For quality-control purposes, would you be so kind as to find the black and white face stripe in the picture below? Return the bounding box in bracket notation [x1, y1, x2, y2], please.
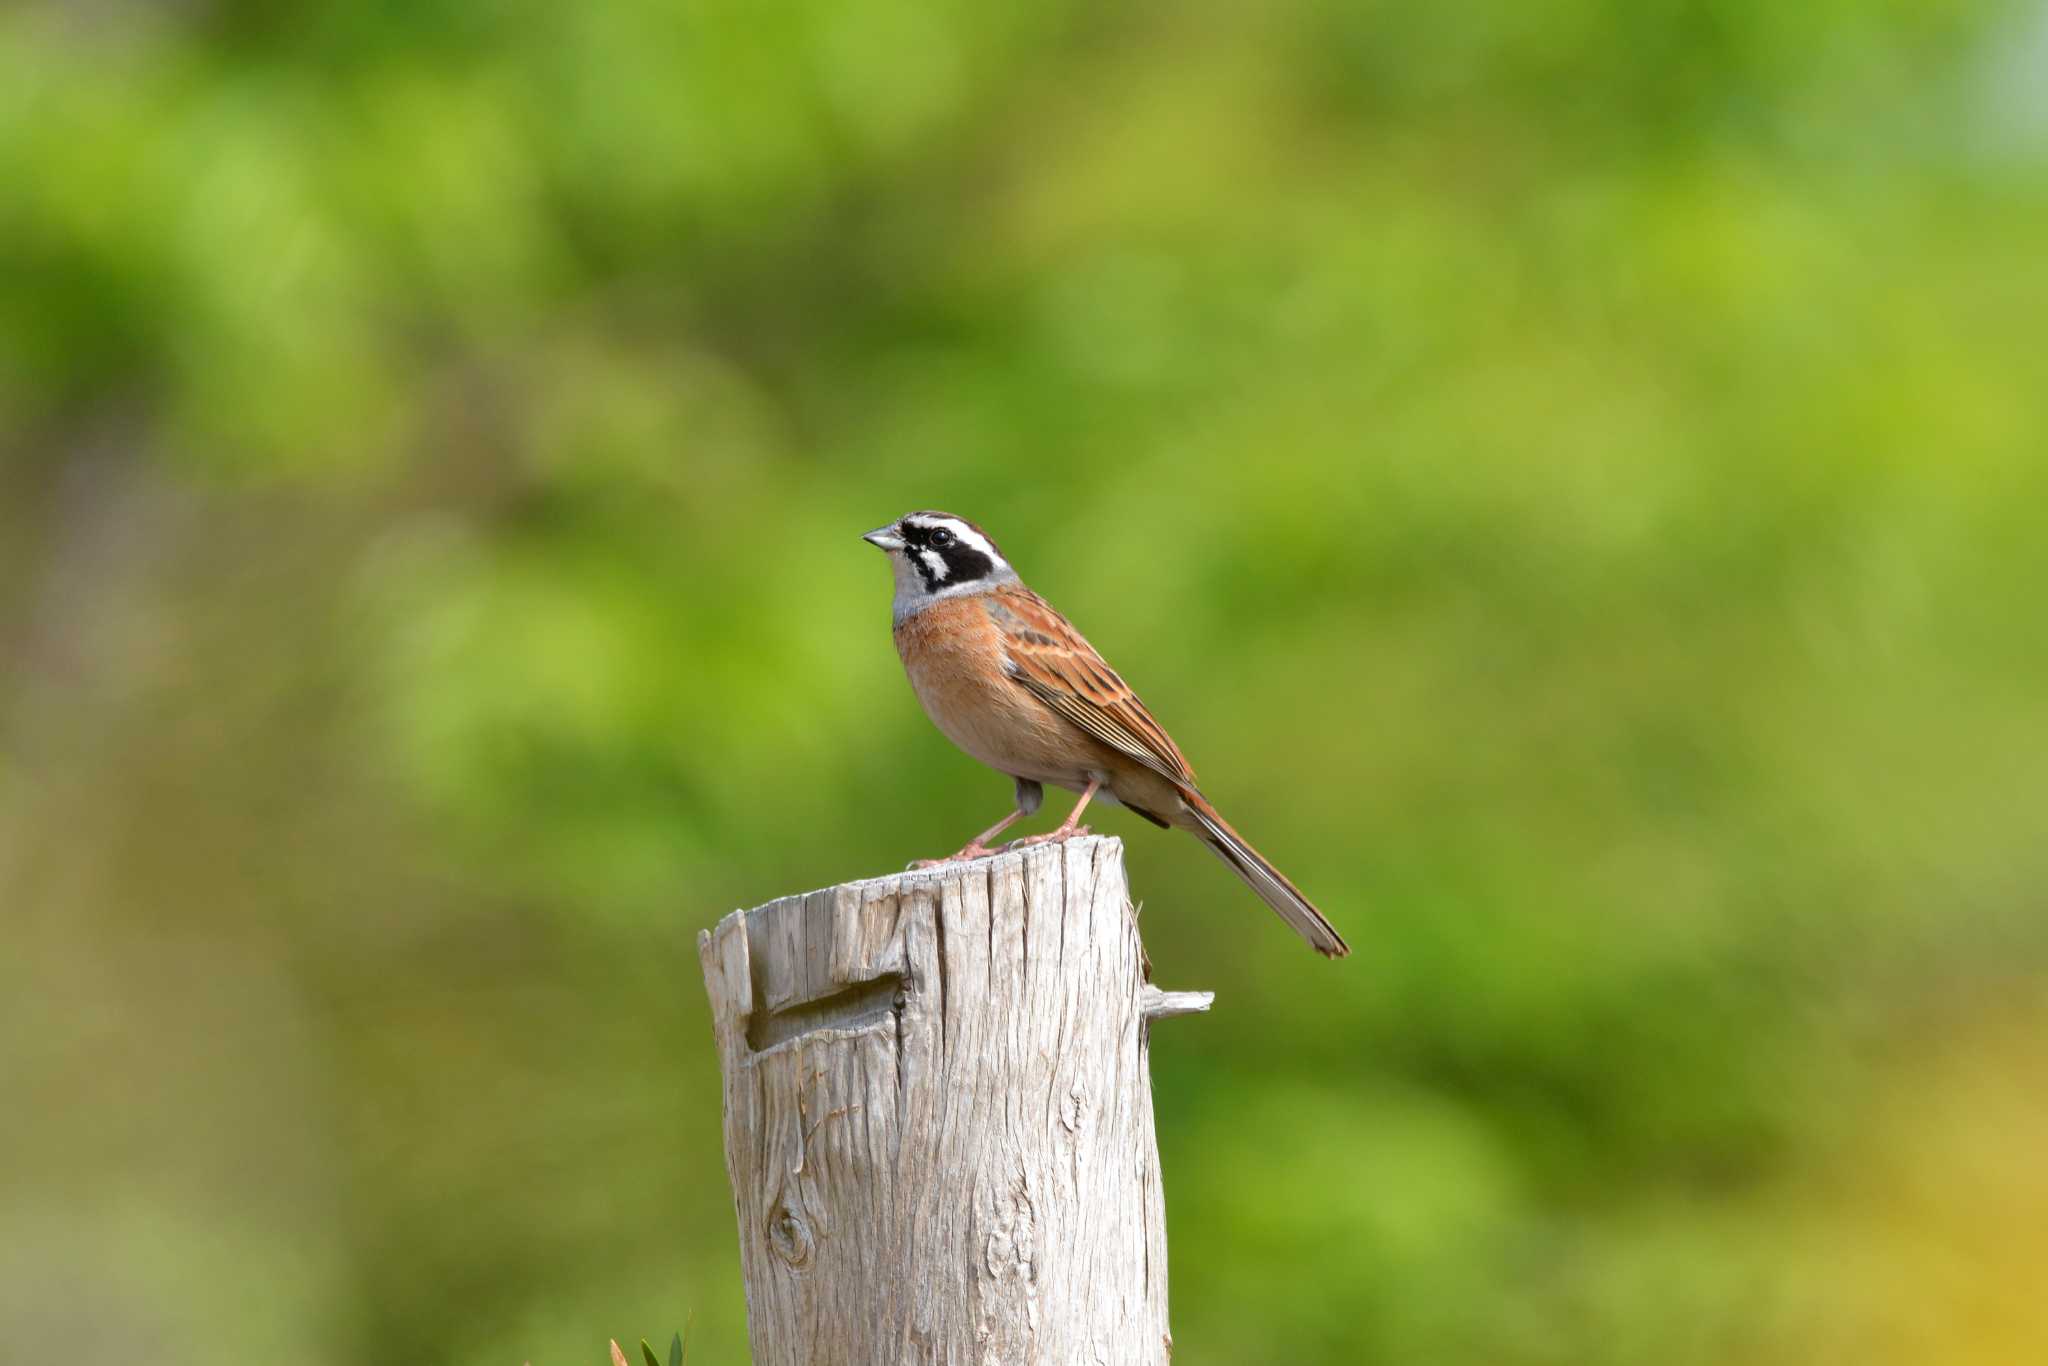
[864, 510, 1018, 620]
[897, 513, 1007, 592]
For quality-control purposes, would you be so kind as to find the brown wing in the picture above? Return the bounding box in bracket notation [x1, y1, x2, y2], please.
[983, 583, 1196, 786]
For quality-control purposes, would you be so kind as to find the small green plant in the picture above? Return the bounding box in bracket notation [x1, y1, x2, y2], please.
[603, 1321, 690, 1366]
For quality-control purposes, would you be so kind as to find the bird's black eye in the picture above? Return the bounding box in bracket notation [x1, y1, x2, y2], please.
[929, 527, 955, 548]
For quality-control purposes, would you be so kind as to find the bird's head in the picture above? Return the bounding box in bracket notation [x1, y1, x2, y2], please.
[864, 511, 1016, 618]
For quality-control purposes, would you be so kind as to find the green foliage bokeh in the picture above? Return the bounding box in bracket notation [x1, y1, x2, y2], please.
[4, 1, 2047, 1363]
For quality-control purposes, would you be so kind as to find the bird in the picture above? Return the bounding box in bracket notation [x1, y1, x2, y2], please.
[863, 510, 1349, 959]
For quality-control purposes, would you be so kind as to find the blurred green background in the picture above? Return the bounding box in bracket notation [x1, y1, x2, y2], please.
[4, 0, 2047, 1362]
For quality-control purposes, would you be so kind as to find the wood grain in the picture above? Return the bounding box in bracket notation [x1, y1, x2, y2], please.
[698, 835, 1206, 1365]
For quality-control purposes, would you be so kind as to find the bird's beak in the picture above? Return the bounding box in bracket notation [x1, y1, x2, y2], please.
[863, 524, 905, 551]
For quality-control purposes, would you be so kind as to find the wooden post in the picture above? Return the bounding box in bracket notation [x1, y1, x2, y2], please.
[698, 835, 1211, 1366]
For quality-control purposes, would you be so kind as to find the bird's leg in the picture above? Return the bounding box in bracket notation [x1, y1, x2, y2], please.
[910, 778, 1043, 867]
[907, 809, 1024, 868]
[1005, 778, 1101, 848]
[966, 807, 1030, 853]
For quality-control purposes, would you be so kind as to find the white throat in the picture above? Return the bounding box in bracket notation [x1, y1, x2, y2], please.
[889, 553, 1017, 624]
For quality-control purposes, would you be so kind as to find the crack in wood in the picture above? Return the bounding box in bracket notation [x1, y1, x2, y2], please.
[745, 972, 906, 1052]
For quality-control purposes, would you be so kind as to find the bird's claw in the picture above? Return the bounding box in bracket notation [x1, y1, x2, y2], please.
[908, 843, 995, 870]
[1004, 825, 1092, 850]
[911, 825, 1091, 869]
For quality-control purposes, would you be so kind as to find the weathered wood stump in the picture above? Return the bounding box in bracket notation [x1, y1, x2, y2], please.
[698, 835, 1210, 1366]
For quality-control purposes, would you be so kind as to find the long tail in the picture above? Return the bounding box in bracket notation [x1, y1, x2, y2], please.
[1182, 791, 1349, 959]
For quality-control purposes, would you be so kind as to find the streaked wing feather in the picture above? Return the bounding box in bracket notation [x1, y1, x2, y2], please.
[985, 586, 1195, 785]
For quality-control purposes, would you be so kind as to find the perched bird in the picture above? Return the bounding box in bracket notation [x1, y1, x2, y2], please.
[864, 510, 1349, 959]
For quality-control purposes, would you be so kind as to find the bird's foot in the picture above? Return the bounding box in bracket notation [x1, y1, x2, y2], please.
[907, 842, 997, 870]
[1004, 824, 1092, 850]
